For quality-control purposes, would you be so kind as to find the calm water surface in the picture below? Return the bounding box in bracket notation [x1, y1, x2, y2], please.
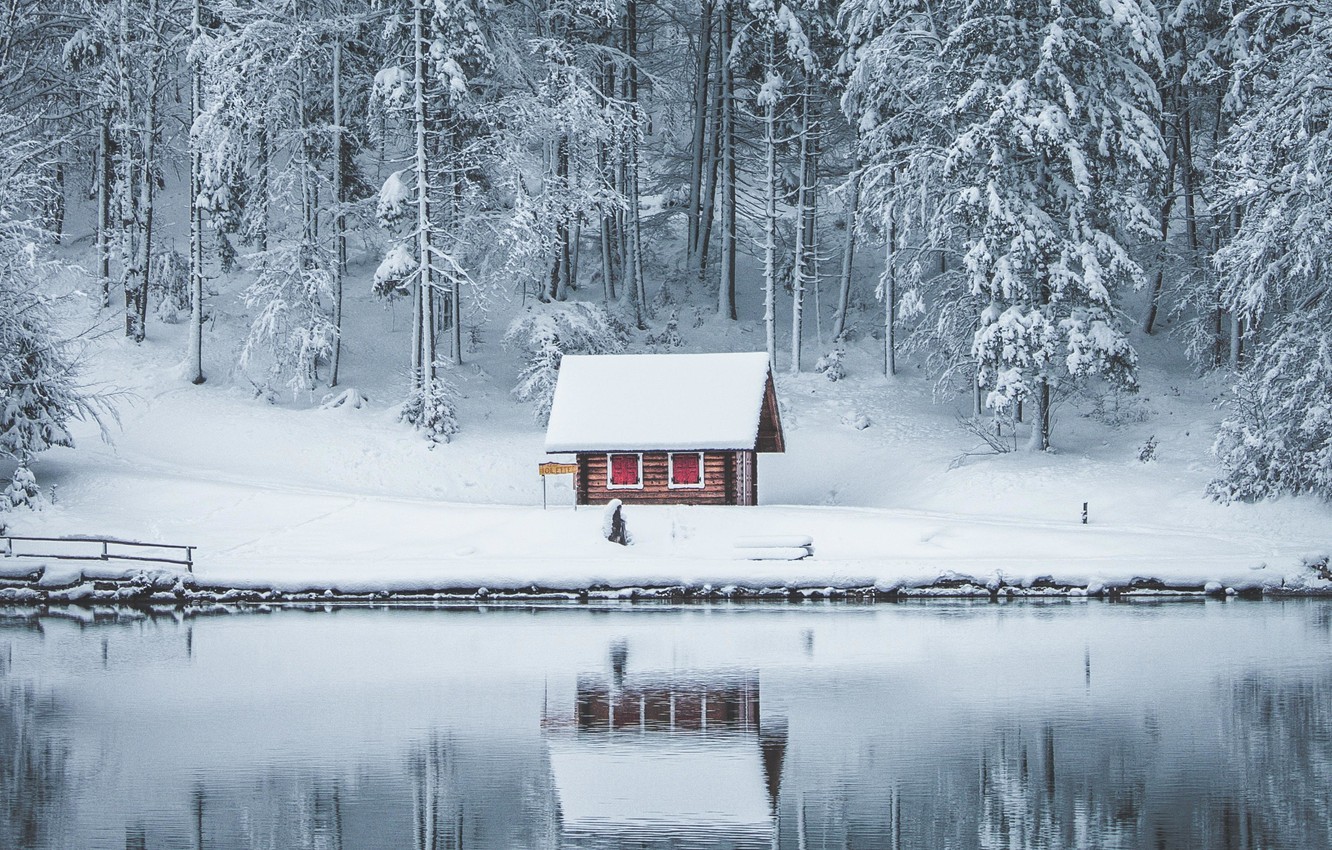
[2, 600, 1331, 849]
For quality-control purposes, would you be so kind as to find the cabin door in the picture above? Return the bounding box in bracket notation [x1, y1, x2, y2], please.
[736, 451, 755, 506]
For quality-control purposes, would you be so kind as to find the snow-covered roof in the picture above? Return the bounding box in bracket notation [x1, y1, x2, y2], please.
[544, 353, 778, 453]
[548, 737, 772, 830]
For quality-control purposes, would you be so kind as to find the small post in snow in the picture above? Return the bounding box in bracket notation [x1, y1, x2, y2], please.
[1082, 502, 1088, 525]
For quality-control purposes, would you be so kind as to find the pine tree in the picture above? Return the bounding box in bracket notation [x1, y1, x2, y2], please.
[942, 0, 1165, 449]
[0, 120, 96, 478]
[1209, 1, 1332, 500]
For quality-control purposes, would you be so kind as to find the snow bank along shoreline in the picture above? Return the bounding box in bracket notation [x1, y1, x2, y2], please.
[2, 556, 1329, 608]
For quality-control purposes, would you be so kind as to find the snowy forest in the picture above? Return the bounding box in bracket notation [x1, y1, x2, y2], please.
[2, 0, 1331, 506]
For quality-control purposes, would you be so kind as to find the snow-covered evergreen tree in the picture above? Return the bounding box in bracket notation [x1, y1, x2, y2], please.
[1208, 1, 1332, 500]
[374, 0, 494, 436]
[3, 466, 42, 511]
[0, 120, 95, 482]
[1211, 314, 1332, 502]
[942, 0, 1165, 449]
[502, 302, 628, 423]
[239, 244, 339, 397]
[841, 0, 951, 378]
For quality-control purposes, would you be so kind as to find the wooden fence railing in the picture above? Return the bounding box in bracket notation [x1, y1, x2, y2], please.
[1, 536, 195, 573]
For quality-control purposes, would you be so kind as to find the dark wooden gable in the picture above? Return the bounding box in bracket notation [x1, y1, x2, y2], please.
[755, 374, 785, 453]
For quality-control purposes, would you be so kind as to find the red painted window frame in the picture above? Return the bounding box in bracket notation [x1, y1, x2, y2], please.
[607, 453, 643, 489]
[668, 452, 705, 489]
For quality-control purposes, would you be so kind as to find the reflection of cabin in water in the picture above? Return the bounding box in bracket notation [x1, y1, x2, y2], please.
[544, 671, 788, 849]
[572, 674, 761, 732]
[544, 353, 785, 506]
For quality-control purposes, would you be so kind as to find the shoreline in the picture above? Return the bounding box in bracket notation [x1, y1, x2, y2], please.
[2, 558, 1330, 607]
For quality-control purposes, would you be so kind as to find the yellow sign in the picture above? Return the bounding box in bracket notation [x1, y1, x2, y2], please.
[539, 462, 578, 476]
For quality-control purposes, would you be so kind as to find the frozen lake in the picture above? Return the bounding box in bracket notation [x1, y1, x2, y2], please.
[2, 600, 1331, 849]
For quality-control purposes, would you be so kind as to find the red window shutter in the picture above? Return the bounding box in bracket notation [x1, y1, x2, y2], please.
[610, 454, 640, 486]
[671, 453, 700, 485]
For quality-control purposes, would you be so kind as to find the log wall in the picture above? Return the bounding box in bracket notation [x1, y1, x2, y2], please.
[576, 451, 742, 505]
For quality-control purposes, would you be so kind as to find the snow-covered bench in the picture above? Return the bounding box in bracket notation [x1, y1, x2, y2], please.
[733, 535, 814, 560]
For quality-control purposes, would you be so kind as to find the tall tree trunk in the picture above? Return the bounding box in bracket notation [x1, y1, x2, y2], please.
[116, 0, 139, 338]
[125, 0, 161, 344]
[881, 179, 898, 377]
[598, 59, 617, 302]
[48, 153, 65, 244]
[1143, 123, 1178, 335]
[693, 24, 722, 292]
[761, 39, 778, 370]
[832, 150, 860, 341]
[330, 37, 345, 386]
[96, 106, 112, 307]
[554, 136, 571, 301]
[788, 80, 814, 375]
[717, 0, 736, 319]
[187, 0, 205, 384]
[685, 0, 713, 263]
[1144, 53, 1183, 336]
[254, 119, 270, 252]
[620, 0, 645, 327]
[413, 0, 436, 390]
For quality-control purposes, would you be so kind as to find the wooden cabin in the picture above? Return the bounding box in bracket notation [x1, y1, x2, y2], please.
[544, 352, 785, 506]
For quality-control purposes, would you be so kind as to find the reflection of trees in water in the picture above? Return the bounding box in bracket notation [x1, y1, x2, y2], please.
[846, 672, 1332, 850]
[973, 723, 1141, 850]
[0, 680, 69, 849]
[409, 733, 557, 850]
[1223, 669, 1332, 849]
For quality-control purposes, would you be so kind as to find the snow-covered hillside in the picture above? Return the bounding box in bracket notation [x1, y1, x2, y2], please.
[3, 250, 1329, 597]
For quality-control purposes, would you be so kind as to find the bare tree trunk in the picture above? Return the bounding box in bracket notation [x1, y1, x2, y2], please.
[187, 0, 205, 384]
[598, 59, 617, 302]
[96, 106, 112, 307]
[685, 0, 713, 263]
[882, 181, 898, 377]
[693, 26, 722, 292]
[413, 0, 436, 390]
[330, 36, 346, 386]
[1143, 129, 1177, 335]
[761, 38, 778, 370]
[1143, 62, 1182, 336]
[832, 150, 860, 341]
[717, 0, 736, 319]
[49, 153, 65, 244]
[788, 80, 814, 375]
[554, 136, 571, 301]
[620, 0, 645, 327]
[254, 119, 270, 252]
[125, 0, 161, 344]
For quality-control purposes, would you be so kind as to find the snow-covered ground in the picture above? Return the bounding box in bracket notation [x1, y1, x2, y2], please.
[2, 242, 1330, 598]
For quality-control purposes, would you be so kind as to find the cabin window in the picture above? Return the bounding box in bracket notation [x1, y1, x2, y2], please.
[668, 452, 705, 488]
[607, 453, 643, 489]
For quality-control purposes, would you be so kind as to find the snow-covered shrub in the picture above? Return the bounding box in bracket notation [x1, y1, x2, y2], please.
[503, 302, 628, 423]
[603, 499, 630, 545]
[240, 245, 338, 397]
[815, 348, 845, 382]
[646, 310, 683, 350]
[400, 372, 460, 445]
[151, 247, 190, 323]
[1085, 386, 1151, 425]
[320, 388, 369, 412]
[1137, 435, 1158, 463]
[4, 465, 41, 510]
[0, 300, 80, 464]
[1209, 315, 1332, 502]
[841, 411, 872, 430]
